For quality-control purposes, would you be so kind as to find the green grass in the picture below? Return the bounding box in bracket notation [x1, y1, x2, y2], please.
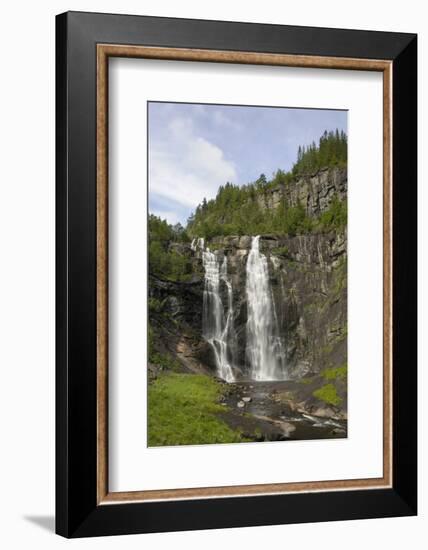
[322, 365, 347, 381]
[313, 383, 342, 407]
[148, 373, 248, 446]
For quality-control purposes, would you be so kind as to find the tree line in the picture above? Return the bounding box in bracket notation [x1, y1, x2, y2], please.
[149, 129, 347, 280]
[293, 129, 347, 176]
[187, 129, 347, 239]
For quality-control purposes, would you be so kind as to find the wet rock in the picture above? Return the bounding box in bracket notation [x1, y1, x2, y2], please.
[238, 236, 252, 249]
[312, 406, 338, 419]
[279, 421, 296, 438]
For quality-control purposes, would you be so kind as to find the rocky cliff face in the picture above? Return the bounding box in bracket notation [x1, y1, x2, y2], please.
[149, 167, 347, 382]
[255, 166, 347, 216]
[205, 231, 347, 379]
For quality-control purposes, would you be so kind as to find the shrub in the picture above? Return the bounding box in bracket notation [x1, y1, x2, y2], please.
[323, 364, 347, 381]
[271, 246, 290, 257]
[149, 351, 182, 372]
[148, 297, 163, 313]
[148, 215, 192, 281]
[313, 383, 342, 406]
[318, 195, 347, 231]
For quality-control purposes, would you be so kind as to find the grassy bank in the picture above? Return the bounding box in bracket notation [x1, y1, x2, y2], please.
[148, 372, 248, 446]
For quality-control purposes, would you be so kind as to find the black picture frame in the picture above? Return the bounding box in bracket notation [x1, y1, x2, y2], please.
[56, 11, 417, 538]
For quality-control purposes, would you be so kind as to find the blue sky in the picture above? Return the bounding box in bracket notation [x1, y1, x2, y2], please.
[148, 102, 347, 225]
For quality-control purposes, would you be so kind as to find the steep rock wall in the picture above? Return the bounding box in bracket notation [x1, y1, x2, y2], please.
[255, 166, 347, 216]
[149, 167, 347, 380]
[208, 232, 347, 378]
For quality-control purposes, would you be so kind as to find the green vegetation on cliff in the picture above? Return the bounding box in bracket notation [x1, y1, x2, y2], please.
[292, 129, 347, 176]
[308, 365, 347, 409]
[148, 373, 249, 446]
[149, 351, 182, 373]
[313, 383, 342, 407]
[188, 189, 316, 238]
[318, 195, 347, 231]
[187, 188, 346, 239]
[322, 364, 347, 381]
[148, 130, 347, 267]
[186, 129, 347, 239]
[148, 214, 192, 281]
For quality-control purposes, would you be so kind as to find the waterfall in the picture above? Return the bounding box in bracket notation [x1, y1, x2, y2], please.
[199, 242, 236, 382]
[245, 236, 287, 381]
[194, 236, 287, 382]
[191, 237, 205, 252]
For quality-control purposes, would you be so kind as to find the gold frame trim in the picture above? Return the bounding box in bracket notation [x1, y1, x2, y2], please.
[96, 44, 393, 504]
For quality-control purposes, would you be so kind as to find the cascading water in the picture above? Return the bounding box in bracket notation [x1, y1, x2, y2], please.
[196, 240, 236, 382]
[194, 235, 287, 382]
[245, 236, 287, 381]
[191, 237, 205, 252]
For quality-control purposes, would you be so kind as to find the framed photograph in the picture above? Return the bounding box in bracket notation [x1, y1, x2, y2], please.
[56, 11, 417, 537]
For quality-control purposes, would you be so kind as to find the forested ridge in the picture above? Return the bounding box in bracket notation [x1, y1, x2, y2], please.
[149, 129, 347, 282]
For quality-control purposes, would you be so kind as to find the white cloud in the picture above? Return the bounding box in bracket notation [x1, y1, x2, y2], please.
[212, 109, 241, 131]
[150, 209, 182, 225]
[149, 116, 237, 211]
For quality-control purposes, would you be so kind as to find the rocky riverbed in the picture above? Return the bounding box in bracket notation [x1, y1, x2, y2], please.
[218, 380, 347, 442]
